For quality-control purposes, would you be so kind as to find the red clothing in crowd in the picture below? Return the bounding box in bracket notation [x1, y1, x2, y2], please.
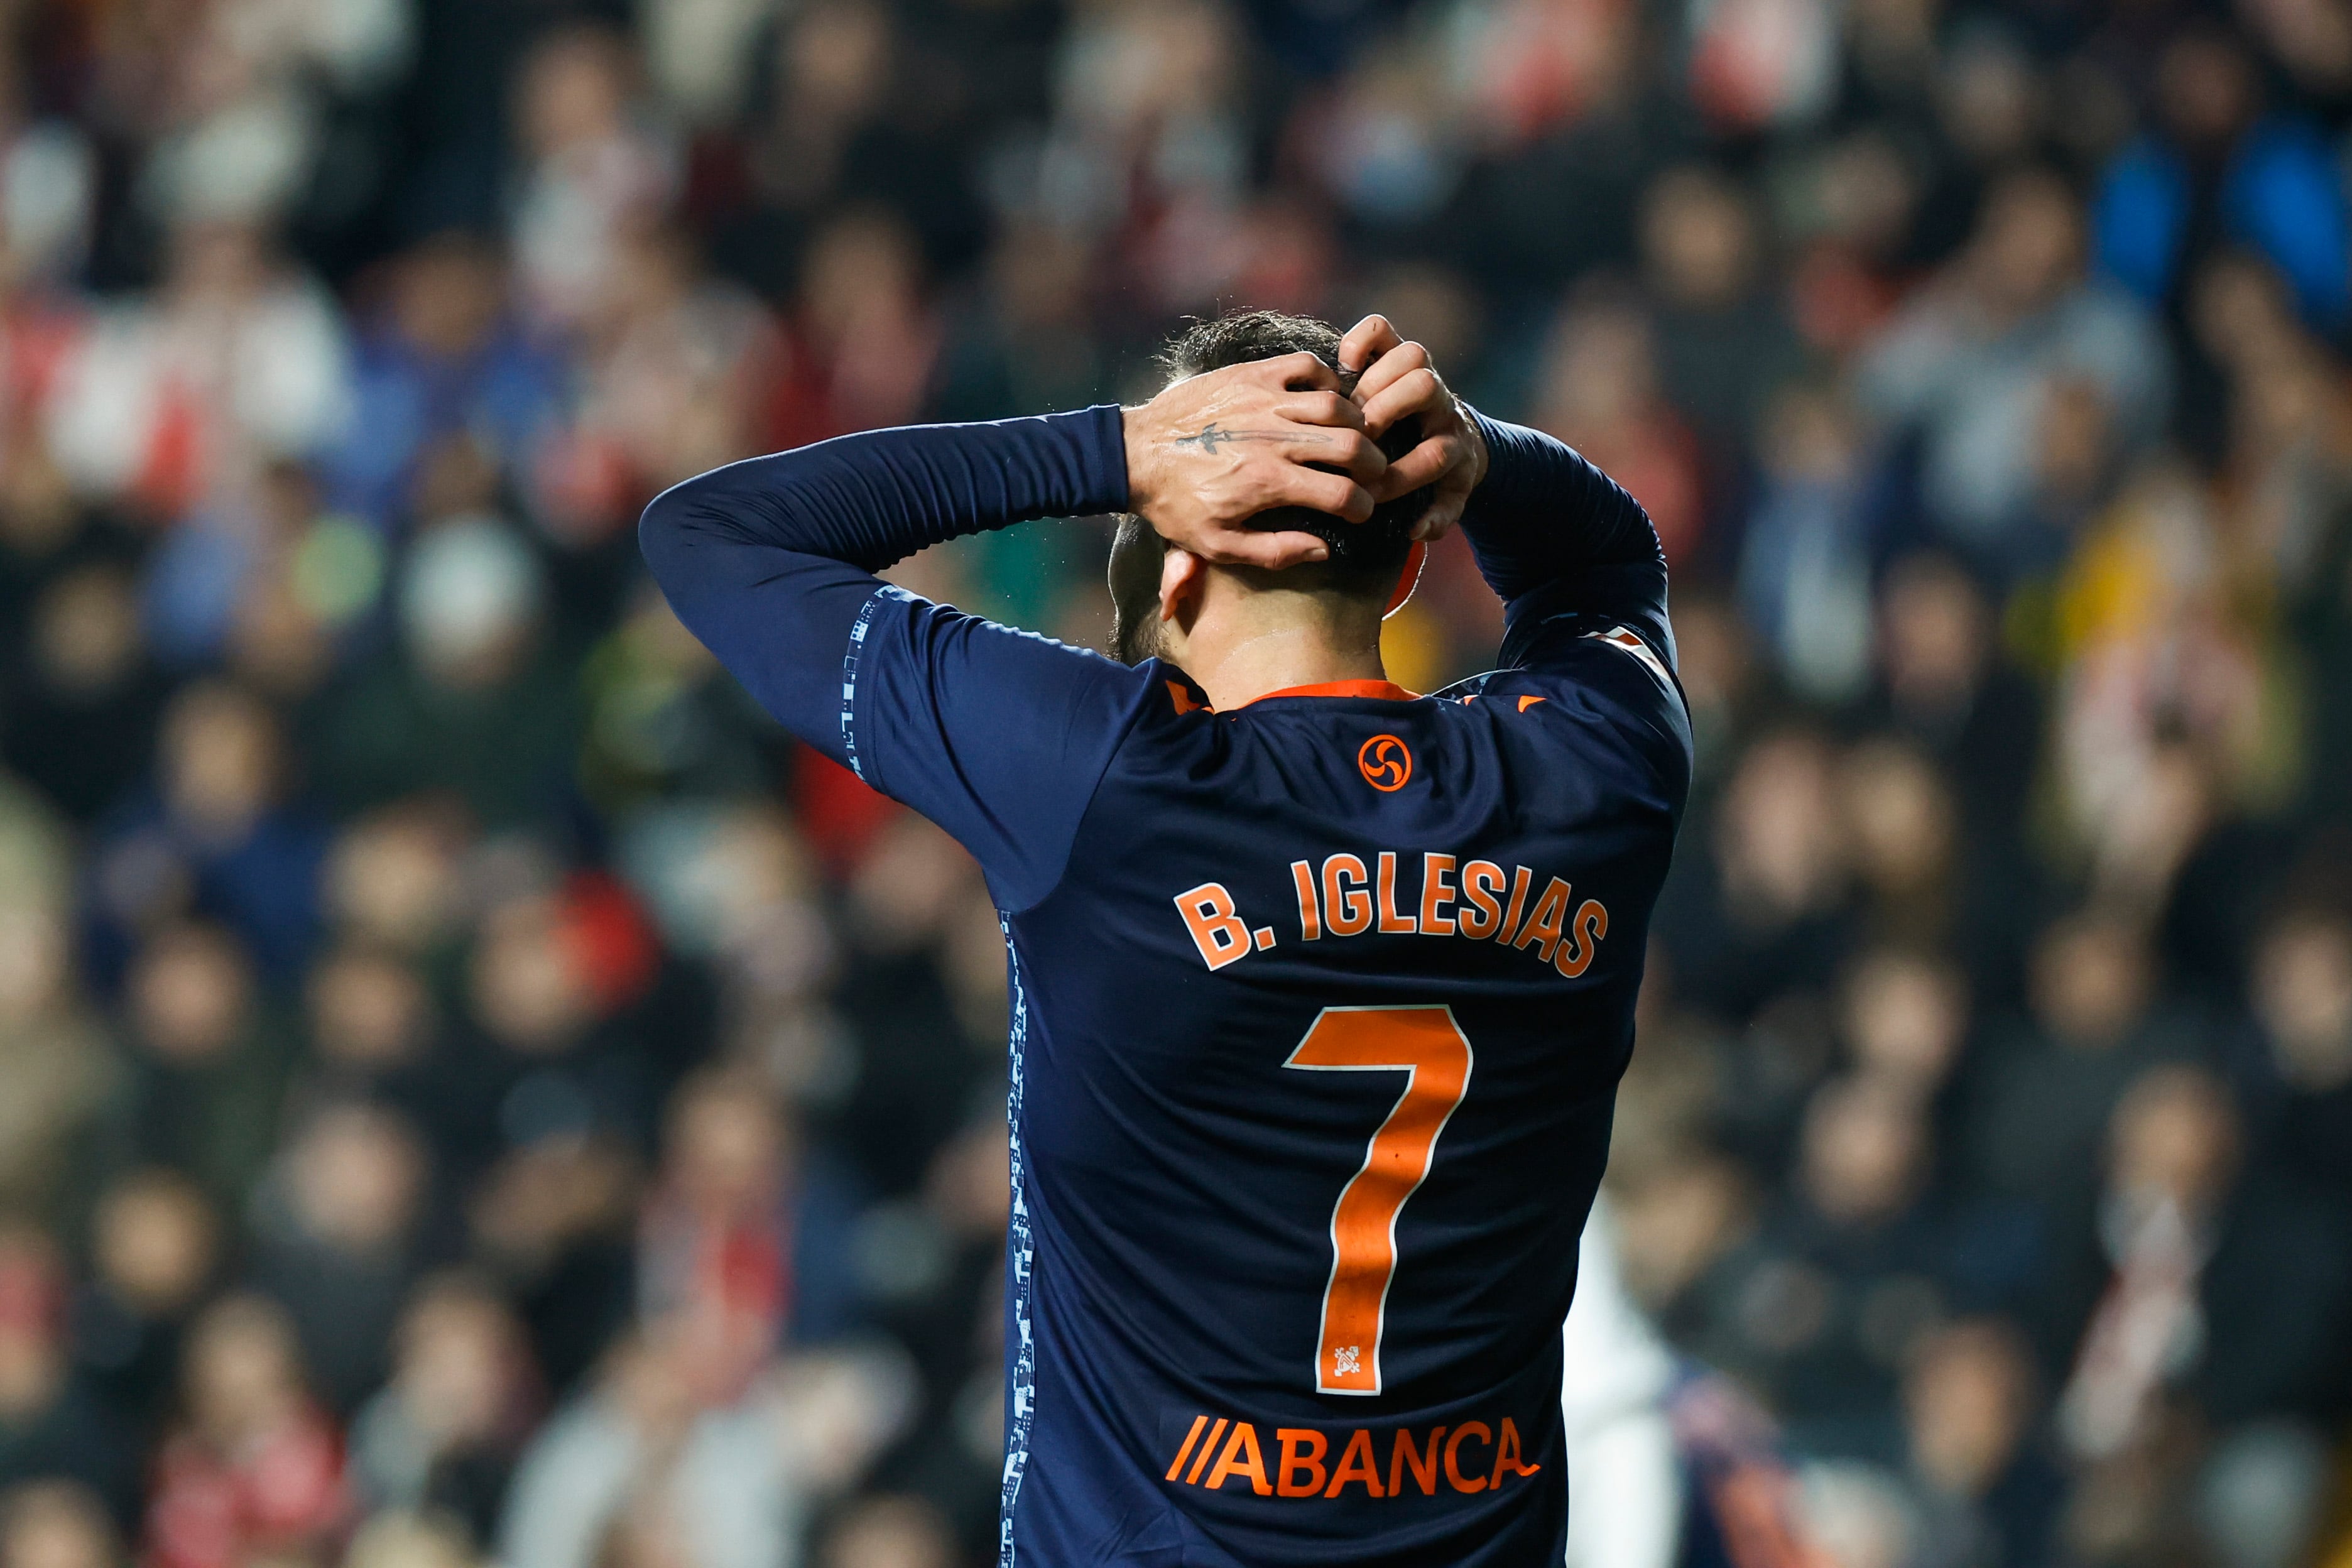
[144, 1410, 348, 1568]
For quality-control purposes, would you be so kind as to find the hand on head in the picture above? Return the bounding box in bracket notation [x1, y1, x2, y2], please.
[1122, 351, 1382, 569]
[1337, 315, 1488, 545]
[1121, 319, 1486, 570]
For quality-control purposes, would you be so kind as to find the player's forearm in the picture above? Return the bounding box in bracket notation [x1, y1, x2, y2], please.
[1456, 411, 1663, 605]
[639, 406, 1128, 764]
[639, 405, 1130, 575]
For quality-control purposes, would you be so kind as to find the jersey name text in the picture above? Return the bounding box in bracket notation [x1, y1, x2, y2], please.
[1172, 852, 1609, 981]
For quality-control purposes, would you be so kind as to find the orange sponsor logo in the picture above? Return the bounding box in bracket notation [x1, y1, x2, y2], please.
[1163, 1413, 1542, 1500]
[1358, 734, 1412, 792]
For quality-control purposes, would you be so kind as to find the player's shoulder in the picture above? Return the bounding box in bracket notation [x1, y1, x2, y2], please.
[860, 586, 1168, 719]
[1437, 623, 1692, 800]
[847, 583, 1169, 796]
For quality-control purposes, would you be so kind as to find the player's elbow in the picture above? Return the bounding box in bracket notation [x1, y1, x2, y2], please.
[636, 477, 705, 588]
[1604, 479, 1663, 565]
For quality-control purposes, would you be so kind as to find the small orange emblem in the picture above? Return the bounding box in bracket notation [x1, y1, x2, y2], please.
[1358, 734, 1412, 792]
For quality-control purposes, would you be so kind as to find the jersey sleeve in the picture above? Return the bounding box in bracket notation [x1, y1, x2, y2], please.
[1457, 411, 1690, 778]
[842, 589, 1153, 908]
[640, 408, 1151, 910]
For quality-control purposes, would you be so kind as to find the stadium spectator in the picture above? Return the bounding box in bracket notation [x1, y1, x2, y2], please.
[143, 1295, 346, 1568]
[1, 558, 170, 827]
[1711, 1076, 1947, 1459]
[1663, 728, 1854, 1024]
[313, 515, 578, 829]
[0, 1231, 134, 1528]
[317, 803, 469, 959]
[2046, 1066, 2351, 1444]
[325, 234, 562, 535]
[1640, 165, 1810, 473]
[1854, 555, 2043, 873]
[245, 1102, 433, 1414]
[1858, 167, 2170, 575]
[85, 680, 327, 984]
[0, 895, 116, 1224]
[1897, 1319, 2063, 1568]
[70, 1170, 219, 1448]
[48, 219, 352, 520]
[497, 1329, 806, 1568]
[346, 1274, 539, 1547]
[1532, 286, 1707, 567]
[2094, 27, 2351, 332]
[293, 944, 440, 1135]
[2235, 906, 2352, 1192]
[466, 1128, 641, 1403]
[1737, 384, 1874, 701]
[636, 1067, 862, 1390]
[102, 924, 292, 1215]
[1962, 913, 2197, 1204]
[816, 1495, 954, 1568]
[0, 1481, 124, 1568]
[339, 1511, 479, 1568]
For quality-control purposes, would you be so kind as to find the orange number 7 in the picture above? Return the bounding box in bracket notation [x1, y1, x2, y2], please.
[1282, 1005, 1474, 1395]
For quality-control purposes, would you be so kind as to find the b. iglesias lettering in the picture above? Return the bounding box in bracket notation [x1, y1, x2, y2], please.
[1172, 851, 1609, 981]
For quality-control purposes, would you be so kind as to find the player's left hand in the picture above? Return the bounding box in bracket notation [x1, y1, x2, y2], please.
[1123, 352, 1388, 570]
[1337, 316, 1488, 545]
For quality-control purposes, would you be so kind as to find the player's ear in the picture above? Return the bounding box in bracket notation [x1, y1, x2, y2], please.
[1158, 547, 1204, 626]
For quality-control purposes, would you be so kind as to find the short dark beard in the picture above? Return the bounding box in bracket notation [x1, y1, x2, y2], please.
[1111, 601, 1159, 667]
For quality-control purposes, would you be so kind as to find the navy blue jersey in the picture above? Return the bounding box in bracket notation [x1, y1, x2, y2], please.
[641, 405, 1690, 1567]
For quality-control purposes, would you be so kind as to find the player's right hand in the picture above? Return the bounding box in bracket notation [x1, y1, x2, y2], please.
[1123, 352, 1388, 570]
[1337, 315, 1488, 546]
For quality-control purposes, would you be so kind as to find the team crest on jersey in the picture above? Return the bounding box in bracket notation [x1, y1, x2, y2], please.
[1357, 734, 1412, 792]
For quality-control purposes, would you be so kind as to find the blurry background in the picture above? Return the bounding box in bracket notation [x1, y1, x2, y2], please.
[0, 0, 2344, 1566]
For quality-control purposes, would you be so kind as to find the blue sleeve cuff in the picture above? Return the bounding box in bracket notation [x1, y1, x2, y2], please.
[1059, 403, 1131, 516]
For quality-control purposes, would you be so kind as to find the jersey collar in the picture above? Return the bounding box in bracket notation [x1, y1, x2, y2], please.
[1230, 679, 1422, 709]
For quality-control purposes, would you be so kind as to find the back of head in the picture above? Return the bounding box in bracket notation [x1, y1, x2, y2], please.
[1153, 310, 1433, 598]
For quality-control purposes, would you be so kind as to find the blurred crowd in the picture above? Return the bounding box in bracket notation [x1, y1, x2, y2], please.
[0, 0, 2346, 1566]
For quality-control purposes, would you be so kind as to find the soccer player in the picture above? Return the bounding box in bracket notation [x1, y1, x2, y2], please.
[640, 310, 1690, 1565]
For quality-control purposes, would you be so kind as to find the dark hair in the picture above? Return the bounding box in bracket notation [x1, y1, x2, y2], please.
[1157, 310, 1433, 593]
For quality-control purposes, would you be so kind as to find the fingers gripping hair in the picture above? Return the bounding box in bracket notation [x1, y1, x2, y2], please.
[1158, 310, 1434, 592]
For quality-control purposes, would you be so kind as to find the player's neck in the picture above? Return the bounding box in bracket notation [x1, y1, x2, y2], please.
[1174, 619, 1387, 710]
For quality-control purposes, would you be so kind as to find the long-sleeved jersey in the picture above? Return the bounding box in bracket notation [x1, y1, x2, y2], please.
[640, 402, 1691, 1567]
